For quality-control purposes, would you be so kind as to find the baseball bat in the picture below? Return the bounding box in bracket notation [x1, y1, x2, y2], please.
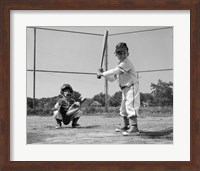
[97, 30, 108, 79]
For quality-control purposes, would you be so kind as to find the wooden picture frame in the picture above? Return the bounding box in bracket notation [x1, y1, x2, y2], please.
[0, 0, 199, 170]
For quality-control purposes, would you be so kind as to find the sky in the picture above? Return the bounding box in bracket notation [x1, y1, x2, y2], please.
[27, 26, 173, 99]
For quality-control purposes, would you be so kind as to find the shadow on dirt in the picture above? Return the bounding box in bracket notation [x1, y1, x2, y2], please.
[44, 125, 101, 130]
[81, 125, 101, 129]
[139, 127, 173, 139]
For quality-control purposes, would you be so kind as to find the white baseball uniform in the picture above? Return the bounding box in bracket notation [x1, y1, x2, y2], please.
[102, 58, 140, 118]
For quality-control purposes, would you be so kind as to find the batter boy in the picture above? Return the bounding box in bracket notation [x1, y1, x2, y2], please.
[97, 42, 140, 136]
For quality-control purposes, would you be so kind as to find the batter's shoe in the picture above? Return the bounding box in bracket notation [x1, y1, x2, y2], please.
[122, 125, 140, 136]
[115, 125, 129, 132]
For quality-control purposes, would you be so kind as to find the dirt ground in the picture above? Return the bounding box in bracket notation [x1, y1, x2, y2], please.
[27, 114, 173, 144]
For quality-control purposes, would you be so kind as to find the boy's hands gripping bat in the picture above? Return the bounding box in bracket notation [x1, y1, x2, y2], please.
[97, 30, 108, 79]
[97, 68, 104, 79]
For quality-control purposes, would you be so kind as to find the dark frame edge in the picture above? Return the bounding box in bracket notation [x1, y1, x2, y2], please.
[1, 1, 10, 171]
[190, 2, 200, 171]
[0, 1, 3, 170]
[0, 0, 200, 171]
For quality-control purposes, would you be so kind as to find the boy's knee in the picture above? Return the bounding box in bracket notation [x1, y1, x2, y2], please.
[75, 110, 83, 118]
[53, 110, 62, 120]
[53, 111, 58, 118]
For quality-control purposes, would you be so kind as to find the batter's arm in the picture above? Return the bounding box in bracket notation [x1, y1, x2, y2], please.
[100, 67, 121, 82]
[104, 75, 117, 82]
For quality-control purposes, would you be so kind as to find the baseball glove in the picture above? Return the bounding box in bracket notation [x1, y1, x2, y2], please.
[59, 100, 69, 114]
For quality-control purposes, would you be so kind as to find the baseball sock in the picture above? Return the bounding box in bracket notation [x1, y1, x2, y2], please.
[123, 117, 129, 126]
[129, 116, 138, 127]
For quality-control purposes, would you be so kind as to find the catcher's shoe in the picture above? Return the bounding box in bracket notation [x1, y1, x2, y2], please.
[115, 125, 129, 132]
[55, 124, 62, 129]
[122, 125, 140, 136]
[55, 119, 62, 129]
[72, 123, 80, 128]
[72, 117, 80, 128]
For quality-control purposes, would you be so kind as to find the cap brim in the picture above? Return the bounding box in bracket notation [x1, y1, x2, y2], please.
[115, 48, 127, 53]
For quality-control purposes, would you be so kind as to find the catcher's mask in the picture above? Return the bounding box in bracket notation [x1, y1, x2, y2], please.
[60, 84, 73, 96]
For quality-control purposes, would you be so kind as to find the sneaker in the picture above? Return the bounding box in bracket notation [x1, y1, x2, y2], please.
[115, 125, 129, 132]
[122, 125, 140, 136]
[72, 123, 80, 128]
[72, 117, 80, 128]
[55, 125, 62, 129]
[55, 119, 62, 129]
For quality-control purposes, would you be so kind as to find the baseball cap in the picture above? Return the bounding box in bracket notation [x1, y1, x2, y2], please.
[115, 42, 129, 53]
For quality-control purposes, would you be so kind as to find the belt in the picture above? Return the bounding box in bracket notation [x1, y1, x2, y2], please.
[120, 84, 134, 90]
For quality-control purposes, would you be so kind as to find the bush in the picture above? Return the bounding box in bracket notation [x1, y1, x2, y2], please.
[82, 106, 120, 118]
[84, 106, 104, 114]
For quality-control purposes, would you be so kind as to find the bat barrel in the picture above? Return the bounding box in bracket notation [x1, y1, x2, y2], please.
[100, 30, 108, 68]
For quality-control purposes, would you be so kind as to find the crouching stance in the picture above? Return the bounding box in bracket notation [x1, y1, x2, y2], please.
[53, 84, 83, 129]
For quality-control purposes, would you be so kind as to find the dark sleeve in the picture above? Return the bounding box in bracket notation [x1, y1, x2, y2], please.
[59, 99, 68, 114]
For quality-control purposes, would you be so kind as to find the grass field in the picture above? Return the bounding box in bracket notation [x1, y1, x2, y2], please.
[27, 112, 173, 144]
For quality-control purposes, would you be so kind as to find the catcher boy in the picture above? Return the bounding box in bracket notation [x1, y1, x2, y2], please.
[97, 42, 140, 136]
[53, 84, 83, 129]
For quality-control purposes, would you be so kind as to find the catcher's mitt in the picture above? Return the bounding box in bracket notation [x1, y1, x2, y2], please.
[59, 100, 69, 114]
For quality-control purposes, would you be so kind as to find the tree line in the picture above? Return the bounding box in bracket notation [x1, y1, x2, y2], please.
[27, 80, 173, 115]
[94, 79, 173, 107]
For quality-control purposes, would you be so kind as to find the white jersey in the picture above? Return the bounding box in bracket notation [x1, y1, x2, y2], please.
[101, 57, 140, 117]
[117, 58, 138, 87]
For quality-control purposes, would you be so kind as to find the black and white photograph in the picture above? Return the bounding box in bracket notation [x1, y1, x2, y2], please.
[1, 0, 199, 169]
[27, 26, 173, 144]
